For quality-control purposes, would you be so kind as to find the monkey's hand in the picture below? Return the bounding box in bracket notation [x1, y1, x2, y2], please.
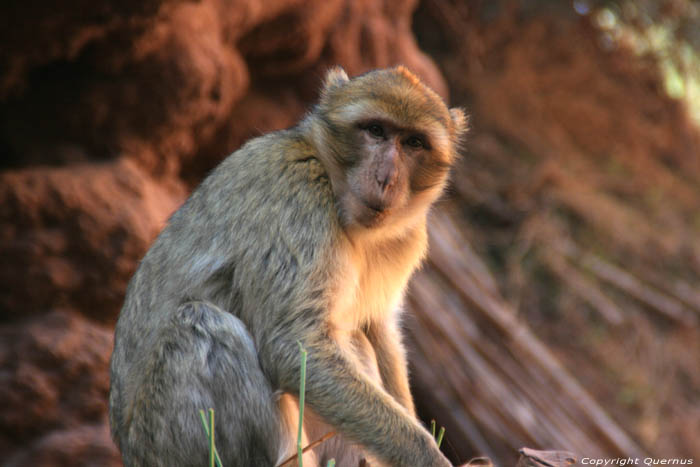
[267, 337, 452, 467]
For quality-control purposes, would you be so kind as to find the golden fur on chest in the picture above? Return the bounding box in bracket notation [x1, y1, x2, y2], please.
[329, 225, 427, 332]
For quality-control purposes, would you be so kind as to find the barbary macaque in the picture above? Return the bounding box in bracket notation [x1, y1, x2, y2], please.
[109, 66, 467, 466]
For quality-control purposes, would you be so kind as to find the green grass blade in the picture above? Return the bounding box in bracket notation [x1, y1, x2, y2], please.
[199, 409, 208, 432]
[209, 408, 215, 467]
[199, 409, 224, 467]
[297, 342, 308, 467]
[436, 426, 445, 449]
[431, 419, 436, 438]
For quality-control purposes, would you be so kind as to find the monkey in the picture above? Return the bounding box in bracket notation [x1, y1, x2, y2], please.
[109, 65, 467, 467]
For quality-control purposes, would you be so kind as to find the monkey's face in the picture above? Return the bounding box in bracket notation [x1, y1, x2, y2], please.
[314, 66, 468, 233]
[339, 119, 447, 229]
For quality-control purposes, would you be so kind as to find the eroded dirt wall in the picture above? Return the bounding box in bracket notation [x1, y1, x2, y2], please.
[0, 1, 446, 463]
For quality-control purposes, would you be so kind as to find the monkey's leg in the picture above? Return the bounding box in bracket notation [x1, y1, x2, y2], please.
[122, 301, 286, 467]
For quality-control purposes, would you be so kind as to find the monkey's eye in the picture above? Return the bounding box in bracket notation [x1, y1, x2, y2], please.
[405, 135, 425, 149]
[366, 124, 385, 138]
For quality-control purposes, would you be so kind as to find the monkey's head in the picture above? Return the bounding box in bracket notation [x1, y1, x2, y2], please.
[309, 66, 468, 235]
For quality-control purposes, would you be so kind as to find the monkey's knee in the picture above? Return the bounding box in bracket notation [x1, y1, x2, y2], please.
[122, 301, 283, 466]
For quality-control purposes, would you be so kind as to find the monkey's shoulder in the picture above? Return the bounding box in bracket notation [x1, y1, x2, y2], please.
[210, 130, 331, 199]
[186, 128, 339, 251]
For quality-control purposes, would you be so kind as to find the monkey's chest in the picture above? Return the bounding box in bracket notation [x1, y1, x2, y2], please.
[329, 253, 415, 331]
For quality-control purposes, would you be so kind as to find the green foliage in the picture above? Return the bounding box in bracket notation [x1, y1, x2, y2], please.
[582, 0, 700, 123]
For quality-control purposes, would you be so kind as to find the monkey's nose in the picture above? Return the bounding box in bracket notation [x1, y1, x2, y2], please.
[376, 167, 397, 192]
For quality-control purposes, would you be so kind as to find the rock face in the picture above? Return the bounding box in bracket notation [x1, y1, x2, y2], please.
[0, 0, 445, 464]
[0, 160, 186, 323]
[0, 311, 115, 462]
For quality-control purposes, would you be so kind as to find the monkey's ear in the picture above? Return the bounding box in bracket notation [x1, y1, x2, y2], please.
[449, 107, 469, 136]
[323, 66, 350, 93]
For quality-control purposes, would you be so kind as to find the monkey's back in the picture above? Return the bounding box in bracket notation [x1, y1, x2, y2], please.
[109, 128, 339, 443]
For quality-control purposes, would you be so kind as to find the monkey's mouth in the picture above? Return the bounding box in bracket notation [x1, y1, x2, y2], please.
[359, 200, 390, 227]
[364, 200, 387, 213]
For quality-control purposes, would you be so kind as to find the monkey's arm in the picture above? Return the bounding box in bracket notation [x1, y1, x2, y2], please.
[365, 319, 416, 416]
[263, 333, 450, 467]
